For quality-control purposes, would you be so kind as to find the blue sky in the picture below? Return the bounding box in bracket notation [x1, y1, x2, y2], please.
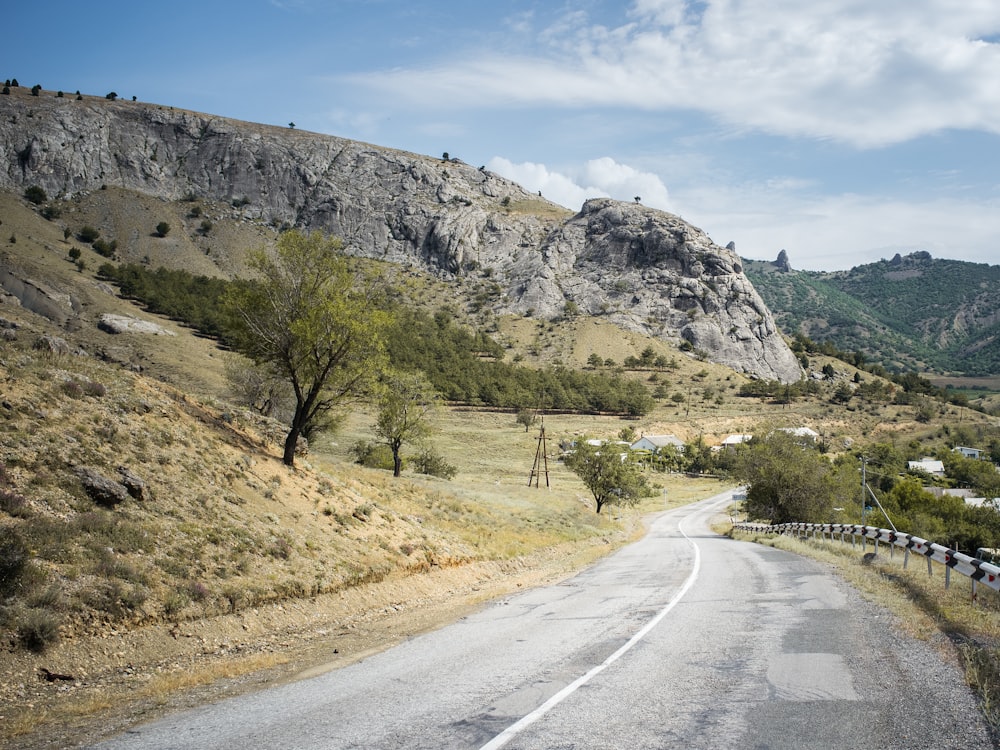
[5, 0, 1000, 271]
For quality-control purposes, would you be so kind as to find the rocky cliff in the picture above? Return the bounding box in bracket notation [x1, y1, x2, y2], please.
[0, 87, 801, 381]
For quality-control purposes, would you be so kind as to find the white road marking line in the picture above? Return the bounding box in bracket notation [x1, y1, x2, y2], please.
[479, 513, 703, 750]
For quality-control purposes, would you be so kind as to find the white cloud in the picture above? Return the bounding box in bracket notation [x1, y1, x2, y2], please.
[487, 156, 671, 213]
[350, 0, 1000, 146]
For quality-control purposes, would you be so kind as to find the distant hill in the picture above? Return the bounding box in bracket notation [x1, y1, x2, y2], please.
[744, 251, 1000, 376]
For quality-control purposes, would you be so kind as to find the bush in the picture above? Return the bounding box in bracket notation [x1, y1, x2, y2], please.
[412, 448, 457, 480]
[92, 238, 117, 257]
[78, 226, 100, 243]
[0, 533, 29, 596]
[23, 185, 47, 205]
[0, 487, 32, 517]
[155, 221, 170, 238]
[18, 609, 61, 652]
[351, 441, 397, 471]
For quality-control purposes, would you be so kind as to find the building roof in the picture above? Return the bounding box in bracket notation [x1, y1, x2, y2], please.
[721, 434, 753, 446]
[630, 434, 684, 450]
[908, 459, 945, 475]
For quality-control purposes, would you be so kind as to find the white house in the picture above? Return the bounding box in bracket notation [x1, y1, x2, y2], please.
[778, 427, 819, 441]
[721, 434, 753, 449]
[630, 434, 685, 453]
[954, 446, 984, 460]
[908, 459, 945, 477]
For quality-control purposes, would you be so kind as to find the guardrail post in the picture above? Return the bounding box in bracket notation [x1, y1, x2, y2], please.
[927, 556, 933, 577]
[945, 565, 951, 590]
[903, 547, 910, 569]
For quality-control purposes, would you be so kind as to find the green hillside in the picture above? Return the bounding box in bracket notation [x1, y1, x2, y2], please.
[745, 252, 1000, 376]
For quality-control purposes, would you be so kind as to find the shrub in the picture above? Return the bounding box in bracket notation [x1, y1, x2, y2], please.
[92, 238, 117, 257]
[18, 609, 61, 652]
[185, 580, 210, 602]
[155, 221, 170, 237]
[0, 533, 29, 596]
[351, 441, 396, 471]
[61, 380, 84, 399]
[23, 185, 47, 204]
[0, 487, 31, 517]
[412, 448, 457, 480]
[78, 225, 100, 243]
[163, 590, 189, 618]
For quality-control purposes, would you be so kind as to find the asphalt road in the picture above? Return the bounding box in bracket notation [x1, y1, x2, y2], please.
[90, 490, 993, 749]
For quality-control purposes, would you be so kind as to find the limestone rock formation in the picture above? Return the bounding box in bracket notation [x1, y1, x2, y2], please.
[0, 89, 801, 381]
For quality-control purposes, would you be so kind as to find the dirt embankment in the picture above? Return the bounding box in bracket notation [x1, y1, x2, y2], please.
[2, 538, 616, 750]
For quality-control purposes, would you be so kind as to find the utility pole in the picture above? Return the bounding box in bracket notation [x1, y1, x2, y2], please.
[860, 455, 868, 526]
[528, 419, 550, 488]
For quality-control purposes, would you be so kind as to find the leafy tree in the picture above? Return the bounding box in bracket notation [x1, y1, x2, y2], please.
[224, 230, 390, 466]
[515, 408, 537, 432]
[564, 439, 651, 514]
[684, 435, 715, 474]
[372, 370, 439, 477]
[734, 430, 857, 523]
[155, 221, 170, 238]
[586, 352, 603, 369]
[942, 452, 1000, 499]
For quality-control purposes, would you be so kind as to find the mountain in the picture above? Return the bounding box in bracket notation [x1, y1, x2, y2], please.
[744, 251, 1000, 376]
[0, 85, 800, 383]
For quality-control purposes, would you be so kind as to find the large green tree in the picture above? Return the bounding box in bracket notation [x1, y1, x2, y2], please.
[734, 430, 857, 523]
[225, 230, 389, 466]
[373, 370, 439, 477]
[565, 439, 651, 514]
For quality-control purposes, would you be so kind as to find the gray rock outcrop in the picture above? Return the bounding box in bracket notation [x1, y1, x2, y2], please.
[0, 89, 801, 381]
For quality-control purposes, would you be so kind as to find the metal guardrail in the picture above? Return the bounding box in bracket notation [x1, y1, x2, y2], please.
[732, 521, 1000, 596]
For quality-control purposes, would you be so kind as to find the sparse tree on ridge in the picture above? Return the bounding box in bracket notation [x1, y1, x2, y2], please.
[224, 229, 390, 466]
